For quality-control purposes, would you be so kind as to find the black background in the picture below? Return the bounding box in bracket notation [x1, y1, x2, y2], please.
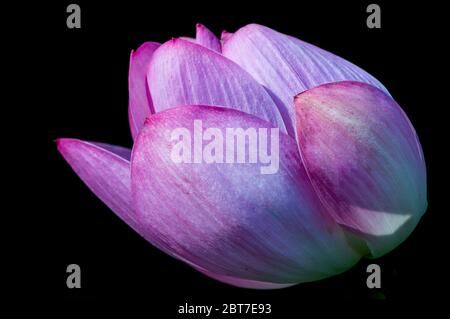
[14, 0, 446, 313]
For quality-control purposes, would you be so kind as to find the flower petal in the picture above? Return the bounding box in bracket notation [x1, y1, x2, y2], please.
[294, 81, 427, 257]
[222, 24, 388, 134]
[220, 30, 233, 46]
[128, 42, 160, 140]
[56, 138, 141, 231]
[131, 105, 361, 286]
[179, 36, 197, 43]
[196, 23, 221, 53]
[57, 138, 328, 289]
[147, 39, 290, 135]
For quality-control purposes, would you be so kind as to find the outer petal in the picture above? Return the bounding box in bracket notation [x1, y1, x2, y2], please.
[196, 23, 221, 53]
[294, 81, 427, 257]
[128, 42, 160, 140]
[147, 39, 290, 135]
[131, 105, 361, 286]
[222, 24, 388, 134]
[56, 139, 141, 231]
[57, 138, 288, 288]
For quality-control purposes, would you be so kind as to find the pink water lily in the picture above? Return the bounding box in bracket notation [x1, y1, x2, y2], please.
[57, 23, 427, 289]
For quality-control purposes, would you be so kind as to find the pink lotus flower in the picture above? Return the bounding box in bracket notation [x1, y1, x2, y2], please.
[57, 24, 427, 289]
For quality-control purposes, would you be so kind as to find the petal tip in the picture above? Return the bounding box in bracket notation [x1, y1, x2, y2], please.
[55, 137, 76, 153]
